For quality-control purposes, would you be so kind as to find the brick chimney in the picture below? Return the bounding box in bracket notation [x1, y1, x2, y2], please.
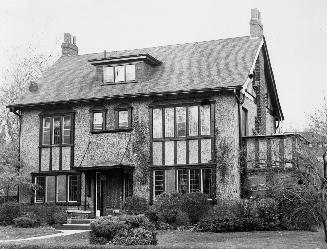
[61, 33, 78, 56]
[250, 8, 263, 38]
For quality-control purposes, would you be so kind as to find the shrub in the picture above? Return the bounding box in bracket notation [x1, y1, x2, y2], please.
[90, 215, 157, 245]
[174, 211, 190, 227]
[13, 216, 39, 228]
[0, 202, 21, 225]
[123, 196, 148, 215]
[152, 192, 182, 224]
[180, 192, 210, 223]
[53, 209, 68, 225]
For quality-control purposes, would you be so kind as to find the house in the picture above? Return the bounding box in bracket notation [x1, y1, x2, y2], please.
[8, 9, 285, 216]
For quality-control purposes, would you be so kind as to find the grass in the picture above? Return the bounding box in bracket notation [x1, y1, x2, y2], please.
[0, 226, 61, 240]
[0, 229, 326, 248]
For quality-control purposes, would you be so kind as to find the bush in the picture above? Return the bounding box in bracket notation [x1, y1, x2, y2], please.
[53, 209, 67, 225]
[180, 192, 210, 223]
[90, 214, 157, 245]
[0, 202, 21, 225]
[13, 216, 39, 228]
[152, 192, 182, 224]
[123, 196, 148, 215]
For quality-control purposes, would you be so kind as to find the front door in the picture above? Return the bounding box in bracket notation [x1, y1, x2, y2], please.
[103, 170, 123, 213]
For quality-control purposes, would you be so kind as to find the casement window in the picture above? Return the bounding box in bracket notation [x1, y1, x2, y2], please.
[35, 176, 45, 203]
[118, 110, 129, 128]
[103, 64, 136, 83]
[34, 174, 80, 204]
[41, 115, 72, 145]
[115, 104, 132, 130]
[241, 107, 248, 137]
[68, 175, 79, 202]
[153, 170, 165, 197]
[177, 168, 212, 195]
[152, 104, 212, 166]
[91, 111, 106, 131]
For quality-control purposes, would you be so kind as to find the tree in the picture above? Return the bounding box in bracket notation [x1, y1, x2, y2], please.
[0, 48, 56, 201]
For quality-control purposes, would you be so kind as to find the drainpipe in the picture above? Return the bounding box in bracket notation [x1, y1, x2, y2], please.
[9, 107, 22, 202]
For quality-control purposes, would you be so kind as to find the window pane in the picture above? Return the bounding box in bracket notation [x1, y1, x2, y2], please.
[200, 105, 211, 135]
[53, 117, 61, 144]
[62, 116, 71, 144]
[103, 66, 114, 83]
[188, 140, 199, 164]
[115, 66, 125, 82]
[154, 170, 165, 196]
[176, 107, 186, 137]
[35, 177, 45, 203]
[153, 109, 162, 138]
[93, 112, 104, 130]
[201, 139, 212, 163]
[190, 169, 201, 192]
[152, 142, 162, 165]
[118, 111, 129, 128]
[164, 141, 174, 165]
[164, 108, 174, 137]
[176, 140, 186, 164]
[177, 169, 188, 194]
[42, 118, 51, 145]
[56, 175, 67, 202]
[188, 106, 198, 136]
[46, 176, 55, 202]
[126, 64, 135, 81]
[202, 169, 212, 195]
[68, 175, 78, 202]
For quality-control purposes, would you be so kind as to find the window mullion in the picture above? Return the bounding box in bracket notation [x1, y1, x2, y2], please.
[200, 169, 203, 192]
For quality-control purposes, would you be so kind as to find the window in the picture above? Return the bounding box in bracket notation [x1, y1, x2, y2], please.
[177, 168, 212, 195]
[151, 104, 212, 166]
[35, 176, 45, 203]
[34, 174, 80, 204]
[118, 110, 129, 128]
[41, 115, 72, 145]
[92, 111, 105, 131]
[241, 107, 248, 137]
[103, 64, 136, 84]
[154, 170, 165, 197]
[68, 175, 79, 202]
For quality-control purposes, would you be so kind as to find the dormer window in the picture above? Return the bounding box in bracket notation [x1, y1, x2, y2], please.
[103, 64, 135, 84]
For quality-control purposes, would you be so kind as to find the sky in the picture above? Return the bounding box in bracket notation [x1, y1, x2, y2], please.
[0, 0, 327, 131]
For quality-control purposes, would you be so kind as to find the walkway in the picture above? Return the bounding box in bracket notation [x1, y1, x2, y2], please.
[0, 230, 88, 243]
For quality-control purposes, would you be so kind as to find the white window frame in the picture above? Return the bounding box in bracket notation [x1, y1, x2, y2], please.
[68, 175, 78, 203]
[34, 176, 46, 203]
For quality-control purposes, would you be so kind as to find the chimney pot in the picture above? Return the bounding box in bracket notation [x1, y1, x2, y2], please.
[61, 33, 78, 56]
[250, 8, 263, 38]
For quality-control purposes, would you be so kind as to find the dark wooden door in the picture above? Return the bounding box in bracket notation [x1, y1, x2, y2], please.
[103, 170, 123, 212]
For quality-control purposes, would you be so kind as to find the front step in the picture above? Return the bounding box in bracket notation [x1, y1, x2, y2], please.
[60, 223, 91, 230]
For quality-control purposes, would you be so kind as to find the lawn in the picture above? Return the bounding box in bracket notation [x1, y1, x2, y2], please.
[0, 226, 61, 240]
[0, 229, 326, 249]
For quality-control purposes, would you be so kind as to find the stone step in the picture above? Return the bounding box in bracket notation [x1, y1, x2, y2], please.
[68, 218, 95, 224]
[60, 223, 91, 230]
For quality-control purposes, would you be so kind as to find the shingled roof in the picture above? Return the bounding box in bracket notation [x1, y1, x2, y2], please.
[12, 36, 263, 107]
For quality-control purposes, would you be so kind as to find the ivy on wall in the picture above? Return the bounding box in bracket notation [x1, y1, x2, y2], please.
[216, 138, 233, 182]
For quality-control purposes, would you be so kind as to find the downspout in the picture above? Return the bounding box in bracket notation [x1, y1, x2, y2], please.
[9, 107, 22, 202]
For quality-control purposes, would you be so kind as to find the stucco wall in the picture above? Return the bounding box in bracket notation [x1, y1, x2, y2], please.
[214, 93, 240, 199]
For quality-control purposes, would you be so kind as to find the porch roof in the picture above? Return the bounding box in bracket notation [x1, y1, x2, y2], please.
[74, 161, 134, 171]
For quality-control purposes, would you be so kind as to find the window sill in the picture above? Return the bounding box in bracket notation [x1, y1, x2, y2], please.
[91, 128, 133, 134]
[39, 144, 74, 148]
[101, 80, 137, 86]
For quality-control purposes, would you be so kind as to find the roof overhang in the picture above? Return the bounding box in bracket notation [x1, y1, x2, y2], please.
[7, 86, 241, 110]
[73, 163, 134, 172]
[88, 53, 162, 66]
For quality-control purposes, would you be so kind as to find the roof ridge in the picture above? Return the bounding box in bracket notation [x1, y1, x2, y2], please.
[78, 35, 251, 57]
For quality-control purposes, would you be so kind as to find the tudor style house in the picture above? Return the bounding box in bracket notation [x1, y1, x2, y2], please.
[8, 9, 285, 216]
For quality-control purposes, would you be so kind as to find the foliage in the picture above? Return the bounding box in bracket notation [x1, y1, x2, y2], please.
[216, 138, 233, 181]
[152, 192, 182, 224]
[0, 202, 21, 225]
[197, 198, 286, 232]
[13, 216, 39, 228]
[89, 214, 157, 245]
[123, 195, 148, 215]
[52, 209, 68, 225]
[180, 192, 210, 224]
